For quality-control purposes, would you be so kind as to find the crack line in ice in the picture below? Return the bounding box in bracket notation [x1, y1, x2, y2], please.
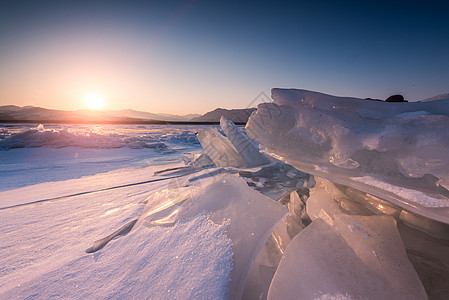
[0, 174, 189, 211]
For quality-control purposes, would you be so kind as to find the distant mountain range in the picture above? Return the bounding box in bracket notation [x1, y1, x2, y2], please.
[0, 105, 256, 124]
[0, 105, 196, 123]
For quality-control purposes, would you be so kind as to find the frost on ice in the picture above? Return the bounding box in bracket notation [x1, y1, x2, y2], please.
[246, 88, 449, 223]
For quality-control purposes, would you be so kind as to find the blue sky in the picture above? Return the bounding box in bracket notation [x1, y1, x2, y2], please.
[0, 0, 448, 114]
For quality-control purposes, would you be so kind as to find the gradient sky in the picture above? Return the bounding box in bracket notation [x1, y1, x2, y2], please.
[0, 0, 448, 114]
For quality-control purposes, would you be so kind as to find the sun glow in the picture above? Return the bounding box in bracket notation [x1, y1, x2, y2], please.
[84, 93, 105, 110]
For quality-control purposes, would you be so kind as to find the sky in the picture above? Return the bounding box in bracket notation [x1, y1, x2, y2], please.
[0, 0, 448, 114]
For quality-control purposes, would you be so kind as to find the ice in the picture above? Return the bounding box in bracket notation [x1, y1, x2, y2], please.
[282, 174, 446, 298]
[186, 153, 215, 167]
[397, 221, 449, 298]
[243, 190, 310, 300]
[268, 218, 426, 300]
[284, 190, 309, 237]
[150, 174, 287, 300]
[197, 127, 245, 167]
[220, 116, 271, 167]
[195, 118, 309, 199]
[238, 162, 310, 200]
[398, 210, 449, 240]
[306, 178, 347, 223]
[242, 235, 282, 300]
[0, 124, 204, 191]
[395, 110, 434, 118]
[0, 124, 200, 150]
[246, 88, 449, 223]
[268, 220, 397, 299]
[336, 185, 402, 217]
[0, 159, 208, 209]
[351, 176, 449, 208]
[99, 174, 288, 300]
[196, 117, 271, 168]
[332, 214, 426, 298]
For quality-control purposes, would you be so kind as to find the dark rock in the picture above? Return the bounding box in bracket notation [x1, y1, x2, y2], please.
[364, 98, 383, 102]
[385, 94, 408, 102]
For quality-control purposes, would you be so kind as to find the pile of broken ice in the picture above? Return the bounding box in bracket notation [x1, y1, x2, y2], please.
[89, 90, 449, 299]
[244, 89, 449, 299]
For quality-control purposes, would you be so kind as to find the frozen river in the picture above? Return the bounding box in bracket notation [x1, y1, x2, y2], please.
[0, 123, 212, 191]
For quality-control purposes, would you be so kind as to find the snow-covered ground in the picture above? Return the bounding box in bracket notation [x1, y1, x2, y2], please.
[0, 166, 233, 299]
[2, 90, 449, 299]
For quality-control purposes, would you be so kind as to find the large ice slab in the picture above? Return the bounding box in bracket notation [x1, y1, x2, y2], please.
[133, 174, 288, 300]
[246, 88, 449, 223]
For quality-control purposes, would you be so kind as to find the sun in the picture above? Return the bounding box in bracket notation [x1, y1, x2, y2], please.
[84, 93, 105, 110]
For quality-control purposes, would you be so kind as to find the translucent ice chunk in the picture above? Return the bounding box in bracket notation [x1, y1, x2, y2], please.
[246, 88, 449, 223]
[397, 222, 449, 298]
[242, 235, 282, 300]
[271, 190, 309, 254]
[268, 220, 395, 299]
[399, 210, 449, 240]
[332, 214, 427, 299]
[188, 153, 215, 167]
[306, 178, 346, 223]
[338, 185, 401, 218]
[267, 219, 427, 300]
[197, 128, 245, 167]
[220, 116, 271, 167]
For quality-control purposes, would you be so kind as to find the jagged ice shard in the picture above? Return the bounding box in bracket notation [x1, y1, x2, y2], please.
[246, 88, 449, 224]
[197, 127, 245, 168]
[220, 116, 272, 167]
